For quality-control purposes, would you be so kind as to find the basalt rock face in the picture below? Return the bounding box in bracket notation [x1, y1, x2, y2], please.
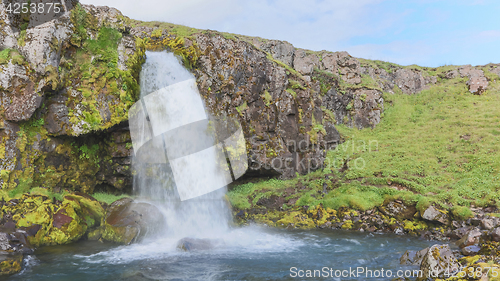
[0, 4, 142, 193]
[190, 32, 340, 178]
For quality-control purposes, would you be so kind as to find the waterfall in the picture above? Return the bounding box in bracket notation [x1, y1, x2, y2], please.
[76, 52, 304, 274]
[129, 51, 233, 241]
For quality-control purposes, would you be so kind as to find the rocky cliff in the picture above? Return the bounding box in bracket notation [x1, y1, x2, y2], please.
[0, 4, 498, 195]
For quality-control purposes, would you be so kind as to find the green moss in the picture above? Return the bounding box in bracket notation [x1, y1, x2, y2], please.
[0, 48, 26, 65]
[321, 106, 336, 123]
[236, 101, 248, 115]
[451, 205, 474, 220]
[288, 79, 306, 90]
[92, 192, 130, 204]
[311, 68, 337, 95]
[358, 58, 401, 74]
[307, 115, 327, 144]
[286, 88, 297, 99]
[229, 68, 500, 219]
[10, 194, 104, 247]
[262, 90, 272, 106]
[144, 32, 200, 70]
[17, 30, 26, 47]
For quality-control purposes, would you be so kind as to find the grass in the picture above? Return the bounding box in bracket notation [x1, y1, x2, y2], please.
[228, 73, 500, 213]
[91, 192, 130, 204]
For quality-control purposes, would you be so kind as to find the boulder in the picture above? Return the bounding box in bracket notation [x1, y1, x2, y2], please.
[481, 217, 497, 230]
[0, 225, 34, 275]
[400, 248, 428, 265]
[98, 198, 165, 244]
[379, 201, 416, 221]
[458, 65, 488, 95]
[450, 226, 472, 240]
[394, 68, 427, 94]
[422, 206, 449, 225]
[456, 228, 482, 248]
[445, 69, 459, 79]
[1, 194, 105, 247]
[0, 228, 33, 254]
[461, 245, 481, 256]
[490, 227, 500, 242]
[177, 237, 224, 251]
[418, 244, 460, 280]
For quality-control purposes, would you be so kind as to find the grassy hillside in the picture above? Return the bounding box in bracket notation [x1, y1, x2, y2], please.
[228, 68, 500, 217]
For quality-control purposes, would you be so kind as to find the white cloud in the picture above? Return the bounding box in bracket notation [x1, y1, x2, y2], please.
[80, 0, 386, 51]
[78, 0, 499, 66]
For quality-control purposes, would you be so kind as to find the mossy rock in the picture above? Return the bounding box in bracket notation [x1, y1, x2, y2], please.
[99, 198, 165, 245]
[0, 253, 22, 275]
[5, 194, 105, 247]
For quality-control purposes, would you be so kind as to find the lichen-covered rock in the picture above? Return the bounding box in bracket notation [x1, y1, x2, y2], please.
[422, 205, 449, 225]
[0, 253, 22, 275]
[418, 244, 460, 280]
[0, 228, 33, 254]
[321, 51, 362, 84]
[0, 227, 34, 275]
[379, 201, 416, 221]
[98, 198, 165, 244]
[293, 49, 320, 76]
[459, 65, 489, 95]
[457, 227, 483, 249]
[254, 39, 295, 67]
[189, 31, 340, 178]
[322, 87, 383, 129]
[394, 68, 427, 94]
[0, 3, 143, 194]
[0, 194, 105, 247]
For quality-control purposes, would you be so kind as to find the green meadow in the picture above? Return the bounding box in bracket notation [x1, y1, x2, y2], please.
[228, 68, 500, 218]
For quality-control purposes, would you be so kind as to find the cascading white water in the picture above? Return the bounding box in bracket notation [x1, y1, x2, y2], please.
[76, 51, 304, 271]
[132, 51, 230, 241]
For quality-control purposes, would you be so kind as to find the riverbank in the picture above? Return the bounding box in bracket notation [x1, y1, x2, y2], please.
[229, 193, 500, 280]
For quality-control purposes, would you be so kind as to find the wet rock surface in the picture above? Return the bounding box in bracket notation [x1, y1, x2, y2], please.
[177, 237, 224, 251]
[0, 193, 103, 275]
[92, 198, 165, 245]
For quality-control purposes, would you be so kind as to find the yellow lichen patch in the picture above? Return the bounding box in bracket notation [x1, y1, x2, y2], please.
[144, 34, 201, 70]
[276, 211, 316, 228]
[0, 255, 22, 275]
[341, 219, 353, 229]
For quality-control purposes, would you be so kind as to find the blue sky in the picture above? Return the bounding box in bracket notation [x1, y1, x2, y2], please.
[82, 0, 500, 67]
